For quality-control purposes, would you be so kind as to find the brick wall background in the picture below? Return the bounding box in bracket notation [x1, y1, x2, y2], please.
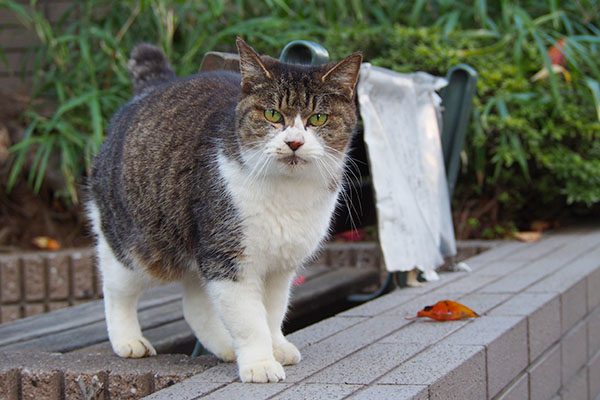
[0, 248, 102, 323]
[0, 1, 75, 93]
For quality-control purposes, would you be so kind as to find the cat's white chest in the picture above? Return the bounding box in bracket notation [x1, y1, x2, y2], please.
[217, 154, 339, 274]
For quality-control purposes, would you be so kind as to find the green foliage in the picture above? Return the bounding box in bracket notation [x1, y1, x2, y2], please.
[1, 0, 600, 222]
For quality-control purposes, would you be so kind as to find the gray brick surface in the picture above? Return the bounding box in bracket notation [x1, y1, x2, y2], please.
[202, 382, 291, 399]
[286, 316, 367, 350]
[495, 373, 529, 400]
[561, 321, 588, 385]
[47, 253, 69, 300]
[560, 279, 588, 335]
[588, 267, 600, 313]
[0, 256, 21, 302]
[272, 383, 361, 399]
[379, 344, 486, 399]
[347, 384, 427, 399]
[529, 344, 561, 400]
[381, 319, 469, 345]
[455, 292, 512, 314]
[588, 307, 600, 359]
[588, 350, 600, 400]
[491, 292, 561, 361]
[442, 315, 528, 398]
[559, 367, 588, 400]
[338, 290, 415, 317]
[307, 343, 423, 385]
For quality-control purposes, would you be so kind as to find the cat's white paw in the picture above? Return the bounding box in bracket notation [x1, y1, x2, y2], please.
[239, 359, 285, 383]
[213, 346, 236, 362]
[273, 341, 301, 366]
[111, 336, 156, 358]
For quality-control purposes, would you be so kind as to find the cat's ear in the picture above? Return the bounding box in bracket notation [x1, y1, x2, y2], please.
[236, 37, 273, 89]
[321, 53, 363, 99]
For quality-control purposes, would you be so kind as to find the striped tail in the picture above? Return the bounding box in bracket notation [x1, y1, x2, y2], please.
[128, 43, 175, 96]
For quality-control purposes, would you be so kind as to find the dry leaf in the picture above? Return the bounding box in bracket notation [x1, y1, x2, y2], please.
[406, 300, 480, 321]
[512, 231, 542, 242]
[32, 236, 61, 250]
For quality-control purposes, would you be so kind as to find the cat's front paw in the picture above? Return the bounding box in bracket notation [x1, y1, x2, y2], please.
[111, 336, 156, 358]
[273, 341, 301, 366]
[239, 359, 285, 383]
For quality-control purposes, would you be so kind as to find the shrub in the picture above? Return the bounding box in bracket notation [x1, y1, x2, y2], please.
[1, 0, 599, 232]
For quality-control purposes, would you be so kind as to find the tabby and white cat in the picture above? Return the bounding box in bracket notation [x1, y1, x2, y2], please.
[88, 38, 361, 383]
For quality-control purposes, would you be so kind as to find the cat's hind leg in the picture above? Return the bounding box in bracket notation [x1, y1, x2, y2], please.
[92, 222, 157, 358]
[264, 270, 301, 366]
[99, 248, 156, 357]
[182, 273, 235, 362]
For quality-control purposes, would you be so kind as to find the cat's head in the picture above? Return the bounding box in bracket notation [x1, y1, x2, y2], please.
[234, 38, 362, 184]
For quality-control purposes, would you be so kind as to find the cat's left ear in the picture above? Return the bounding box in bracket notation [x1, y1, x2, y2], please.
[236, 37, 273, 90]
[321, 53, 363, 99]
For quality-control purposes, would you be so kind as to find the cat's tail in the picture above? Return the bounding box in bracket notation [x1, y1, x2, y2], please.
[128, 43, 175, 96]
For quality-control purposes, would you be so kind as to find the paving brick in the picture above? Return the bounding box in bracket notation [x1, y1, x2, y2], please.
[108, 372, 153, 400]
[546, 277, 586, 335]
[326, 243, 355, 268]
[72, 251, 96, 299]
[354, 243, 382, 269]
[0, 305, 21, 323]
[202, 382, 291, 399]
[347, 384, 427, 399]
[0, 255, 21, 302]
[381, 292, 464, 317]
[491, 292, 560, 361]
[22, 254, 45, 301]
[588, 307, 600, 359]
[456, 292, 512, 315]
[286, 316, 366, 350]
[495, 372, 528, 400]
[21, 368, 62, 400]
[478, 270, 544, 294]
[502, 235, 565, 262]
[307, 343, 423, 385]
[443, 315, 528, 398]
[588, 267, 600, 313]
[64, 371, 108, 400]
[0, 368, 19, 400]
[143, 378, 224, 400]
[379, 344, 486, 400]
[561, 321, 587, 385]
[529, 343, 561, 400]
[47, 253, 70, 300]
[24, 303, 45, 317]
[48, 301, 70, 312]
[272, 383, 361, 399]
[429, 273, 500, 294]
[381, 319, 469, 346]
[559, 367, 588, 400]
[338, 290, 415, 317]
[588, 350, 600, 400]
[461, 242, 526, 270]
[474, 260, 530, 276]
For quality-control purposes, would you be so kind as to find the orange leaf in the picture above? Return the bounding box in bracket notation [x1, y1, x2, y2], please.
[32, 236, 61, 250]
[512, 231, 542, 242]
[406, 300, 480, 321]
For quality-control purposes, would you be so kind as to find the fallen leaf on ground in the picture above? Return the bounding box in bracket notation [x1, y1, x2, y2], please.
[406, 300, 480, 321]
[512, 231, 542, 242]
[32, 236, 61, 250]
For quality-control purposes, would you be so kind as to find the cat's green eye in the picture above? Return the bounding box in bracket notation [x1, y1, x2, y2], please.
[264, 109, 283, 123]
[308, 113, 328, 126]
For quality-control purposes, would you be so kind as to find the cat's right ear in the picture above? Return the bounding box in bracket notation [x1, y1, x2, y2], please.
[236, 37, 273, 91]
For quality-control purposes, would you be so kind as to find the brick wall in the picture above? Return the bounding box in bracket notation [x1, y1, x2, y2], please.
[0, 248, 101, 323]
[0, 1, 75, 93]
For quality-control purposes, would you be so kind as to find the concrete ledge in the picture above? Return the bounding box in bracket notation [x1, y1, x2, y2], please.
[146, 224, 600, 399]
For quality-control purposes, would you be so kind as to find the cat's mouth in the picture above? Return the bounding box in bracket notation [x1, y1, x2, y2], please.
[279, 155, 308, 166]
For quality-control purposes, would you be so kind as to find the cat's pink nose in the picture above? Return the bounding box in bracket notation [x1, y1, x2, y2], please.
[286, 141, 303, 151]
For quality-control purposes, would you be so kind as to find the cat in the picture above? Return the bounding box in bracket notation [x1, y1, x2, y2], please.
[87, 37, 362, 383]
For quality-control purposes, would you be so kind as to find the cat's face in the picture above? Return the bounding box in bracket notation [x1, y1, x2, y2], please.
[234, 39, 362, 183]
